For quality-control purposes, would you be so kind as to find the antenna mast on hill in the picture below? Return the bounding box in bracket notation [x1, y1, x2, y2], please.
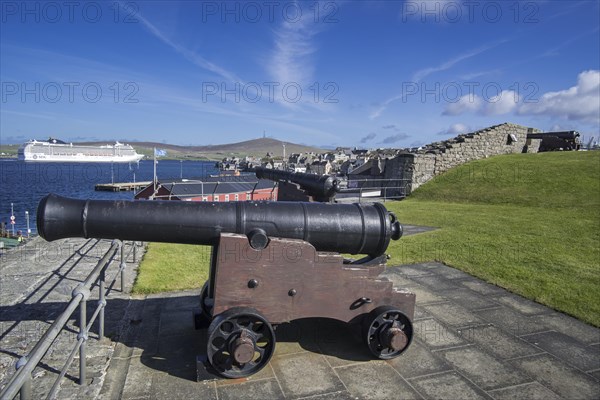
[263, 130, 266, 138]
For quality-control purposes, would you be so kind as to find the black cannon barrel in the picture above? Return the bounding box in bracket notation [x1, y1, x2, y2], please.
[37, 194, 402, 256]
[254, 167, 340, 199]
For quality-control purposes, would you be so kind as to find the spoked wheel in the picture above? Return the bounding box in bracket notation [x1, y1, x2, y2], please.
[199, 281, 213, 319]
[363, 306, 413, 359]
[207, 307, 276, 378]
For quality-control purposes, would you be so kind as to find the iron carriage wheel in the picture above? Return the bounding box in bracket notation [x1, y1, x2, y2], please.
[363, 305, 413, 359]
[207, 307, 276, 378]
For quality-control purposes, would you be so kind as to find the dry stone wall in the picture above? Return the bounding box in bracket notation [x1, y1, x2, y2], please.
[383, 123, 542, 195]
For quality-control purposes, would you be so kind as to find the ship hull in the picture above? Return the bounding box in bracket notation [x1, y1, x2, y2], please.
[18, 140, 144, 163]
[18, 153, 144, 163]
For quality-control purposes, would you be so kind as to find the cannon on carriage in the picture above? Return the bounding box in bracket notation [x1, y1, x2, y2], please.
[252, 166, 341, 202]
[37, 194, 416, 378]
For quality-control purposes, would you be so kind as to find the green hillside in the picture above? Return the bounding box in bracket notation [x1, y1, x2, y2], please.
[385, 151, 600, 326]
[410, 152, 599, 209]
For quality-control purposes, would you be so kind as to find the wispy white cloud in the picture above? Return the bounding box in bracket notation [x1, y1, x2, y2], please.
[265, 1, 328, 111]
[459, 69, 502, 80]
[500, 27, 600, 71]
[268, 14, 318, 85]
[370, 42, 503, 119]
[369, 94, 404, 120]
[540, 27, 600, 58]
[131, 5, 241, 83]
[412, 42, 504, 82]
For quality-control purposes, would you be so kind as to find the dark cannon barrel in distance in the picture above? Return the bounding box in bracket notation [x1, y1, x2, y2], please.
[253, 167, 340, 199]
[37, 194, 402, 257]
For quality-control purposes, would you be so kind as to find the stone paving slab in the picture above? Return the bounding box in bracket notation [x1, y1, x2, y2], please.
[488, 382, 563, 400]
[409, 371, 492, 400]
[437, 346, 531, 391]
[510, 353, 599, 399]
[436, 288, 498, 310]
[521, 331, 600, 372]
[335, 362, 420, 399]
[458, 325, 542, 360]
[532, 313, 600, 345]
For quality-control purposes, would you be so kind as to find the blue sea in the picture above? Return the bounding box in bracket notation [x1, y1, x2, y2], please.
[0, 159, 218, 235]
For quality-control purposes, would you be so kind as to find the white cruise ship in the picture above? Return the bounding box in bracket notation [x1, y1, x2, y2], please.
[18, 138, 144, 163]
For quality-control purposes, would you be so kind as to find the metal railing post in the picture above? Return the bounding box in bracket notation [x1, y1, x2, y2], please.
[133, 241, 137, 263]
[78, 297, 87, 385]
[99, 269, 106, 339]
[15, 357, 31, 400]
[120, 240, 126, 292]
[20, 376, 31, 400]
[72, 283, 90, 386]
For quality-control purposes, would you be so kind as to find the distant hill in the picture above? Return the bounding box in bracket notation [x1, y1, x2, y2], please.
[78, 138, 325, 160]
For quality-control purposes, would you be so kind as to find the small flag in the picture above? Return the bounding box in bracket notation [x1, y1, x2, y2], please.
[154, 149, 167, 157]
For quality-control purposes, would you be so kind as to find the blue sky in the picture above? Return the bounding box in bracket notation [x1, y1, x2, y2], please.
[1, 0, 599, 148]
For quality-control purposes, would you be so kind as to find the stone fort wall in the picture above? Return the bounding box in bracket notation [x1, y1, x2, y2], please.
[382, 123, 542, 195]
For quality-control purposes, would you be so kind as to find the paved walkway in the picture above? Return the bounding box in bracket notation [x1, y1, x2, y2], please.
[1, 233, 599, 399]
[101, 263, 600, 400]
[0, 237, 141, 399]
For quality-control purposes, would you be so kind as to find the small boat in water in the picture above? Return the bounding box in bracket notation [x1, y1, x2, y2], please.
[18, 138, 144, 163]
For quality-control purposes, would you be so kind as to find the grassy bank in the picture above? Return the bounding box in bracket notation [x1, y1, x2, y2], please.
[386, 151, 600, 326]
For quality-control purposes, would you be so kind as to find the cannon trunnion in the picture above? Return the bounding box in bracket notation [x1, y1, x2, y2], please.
[37, 194, 416, 379]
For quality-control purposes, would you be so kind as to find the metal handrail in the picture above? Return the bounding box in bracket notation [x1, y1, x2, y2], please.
[0, 240, 141, 400]
[340, 185, 410, 203]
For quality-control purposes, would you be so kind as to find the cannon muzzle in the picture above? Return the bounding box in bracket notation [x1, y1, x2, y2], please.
[253, 167, 340, 200]
[37, 194, 402, 256]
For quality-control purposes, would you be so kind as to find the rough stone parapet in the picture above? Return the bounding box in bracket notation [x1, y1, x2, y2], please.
[384, 123, 542, 193]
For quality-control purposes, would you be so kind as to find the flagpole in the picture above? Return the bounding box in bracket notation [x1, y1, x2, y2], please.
[153, 147, 157, 196]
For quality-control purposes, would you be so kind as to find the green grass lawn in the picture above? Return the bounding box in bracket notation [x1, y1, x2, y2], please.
[386, 151, 600, 326]
[132, 151, 600, 326]
[132, 243, 211, 294]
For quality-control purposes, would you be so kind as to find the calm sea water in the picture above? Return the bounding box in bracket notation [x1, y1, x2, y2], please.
[0, 159, 218, 234]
